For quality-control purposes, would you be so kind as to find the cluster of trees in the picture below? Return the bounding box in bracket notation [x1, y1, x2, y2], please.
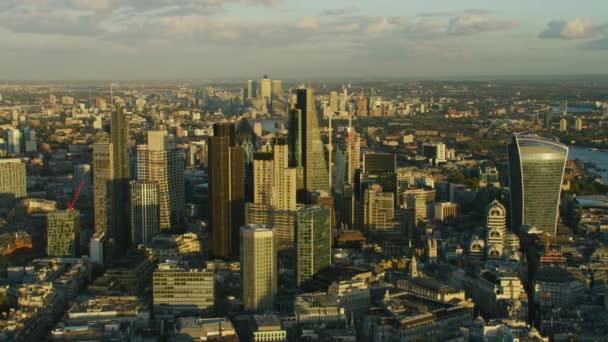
[568, 180, 608, 195]
[448, 173, 480, 191]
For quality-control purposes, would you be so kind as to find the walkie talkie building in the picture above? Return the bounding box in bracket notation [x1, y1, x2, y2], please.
[507, 134, 568, 236]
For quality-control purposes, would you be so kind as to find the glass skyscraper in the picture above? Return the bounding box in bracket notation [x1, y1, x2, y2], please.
[296, 205, 331, 286]
[289, 88, 330, 201]
[208, 122, 245, 259]
[507, 134, 568, 236]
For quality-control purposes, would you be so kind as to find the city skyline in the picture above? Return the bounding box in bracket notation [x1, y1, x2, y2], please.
[0, 0, 607, 80]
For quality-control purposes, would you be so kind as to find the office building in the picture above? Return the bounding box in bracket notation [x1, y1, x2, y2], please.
[296, 206, 331, 286]
[363, 184, 397, 232]
[176, 317, 237, 341]
[245, 203, 296, 252]
[329, 91, 339, 113]
[507, 134, 568, 235]
[73, 164, 92, 198]
[6, 128, 21, 156]
[271, 80, 283, 100]
[253, 146, 274, 206]
[253, 138, 297, 211]
[260, 75, 272, 102]
[47, 210, 80, 257]
[575, 117, 583, 131]
[241, 224, 276, 312]
[363, 152, 395, 174]
[249, 315, 287, 342]
[289, 88, 330, 198]
[208, 122, 245, 259]
[360, 152, 398, 197]
[153, 261, 214, 315]
[247, 80, 258, 100]
[130, 181, 160, 245]
[0, 159, 26, 210]
[559, 118, 568, 132]
[110, 104, 131, 251]
[560, 100, 568, 116]
[345, 127, 360, 185]
[137, 130, 185, 230]
[93, 142, 112, 235]
[544, 112, 552, 130]
[273, 138, 297, 211]
[420, 142, 446, 162]
[23, 127, 36, 153]
[434, 202, 459, 225]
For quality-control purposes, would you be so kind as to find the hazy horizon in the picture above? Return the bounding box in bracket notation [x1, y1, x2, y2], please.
[0, 0, 606, 80]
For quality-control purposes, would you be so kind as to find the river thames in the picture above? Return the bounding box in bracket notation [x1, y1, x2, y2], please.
[568, 146, 608, 183]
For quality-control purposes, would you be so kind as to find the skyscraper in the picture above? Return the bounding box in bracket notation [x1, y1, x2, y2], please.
[110, 104, 131, 251]
[247, 80, 258, 100]
[260, 75, 272, 102]
[23, 127, 36, 153]
[130, 181, 160, 245]
[0, 159, 26, 210]
[507, 134, 568, 235]
[6, 129, 21, 156]
[93, 142, 112, 236]
[47, 210, 80, 257]
[345, 127, 360, 186]
[241, 224, 276, 313]
[329, 91, 339, 113]
[289, 88, 330, 199]
[137, 130, 185, 230]
[208, 122, 245, 259]
[253, 138, 297, 211]
[296, 206, 331, 286]
[253, 146, 274, 206]
[271, 80, 283, 101]
[273, 137, 297, 211]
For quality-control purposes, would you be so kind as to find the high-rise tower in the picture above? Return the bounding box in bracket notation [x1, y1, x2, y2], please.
[137, 130, 185, 230]
[241, 224, 276, 312]
[208, 122, 245, 259]
[93, 142, 112, 236]
[110, 104, 131, 251]
[47, 210, 80, 257]
[289, 88, 330, 200]
[0, 159, 26, 210]
[296, 205, 331, 286]
[130, 181, 160, 245]
[507, 134, 568, 235]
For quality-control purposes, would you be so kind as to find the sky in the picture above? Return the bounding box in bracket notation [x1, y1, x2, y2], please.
[0, 0, 606, 80]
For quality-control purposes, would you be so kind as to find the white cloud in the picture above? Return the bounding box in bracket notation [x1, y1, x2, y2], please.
[365, 18, 390, 34]
[297, 16, 319, 29]
[539, 18, 599, 40]
[447, 13, 517, 35]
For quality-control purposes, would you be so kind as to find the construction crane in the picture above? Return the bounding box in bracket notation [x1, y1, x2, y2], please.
[67, 178, 86, 211]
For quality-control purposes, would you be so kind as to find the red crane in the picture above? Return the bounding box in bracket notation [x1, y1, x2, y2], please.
[67, 178, 86, 211]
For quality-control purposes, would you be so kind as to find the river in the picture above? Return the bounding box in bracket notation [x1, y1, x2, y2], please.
[568, 146, 608, 183]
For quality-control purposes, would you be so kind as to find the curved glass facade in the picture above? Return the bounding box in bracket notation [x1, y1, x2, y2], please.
[507, 134, 568, 235]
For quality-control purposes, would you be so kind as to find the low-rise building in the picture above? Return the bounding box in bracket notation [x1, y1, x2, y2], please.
[153, 261, 215, 316]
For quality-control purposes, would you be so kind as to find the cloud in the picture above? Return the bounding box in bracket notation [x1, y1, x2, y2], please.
[581, 37, 608, 50]
[320, 7, 359, 16]
[297, 16, 319, 29]
[365, 18, 390, 34]
[539, 18, 598, 39]
[447, 13, 518, 35]
[418, 9, 492, 18]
